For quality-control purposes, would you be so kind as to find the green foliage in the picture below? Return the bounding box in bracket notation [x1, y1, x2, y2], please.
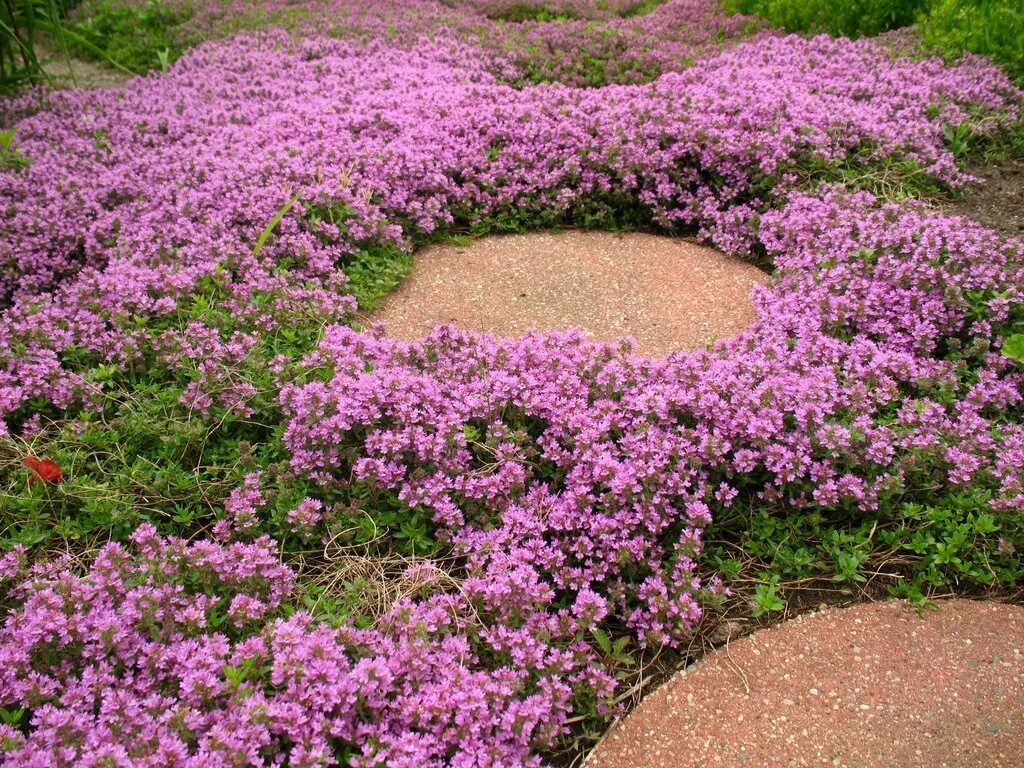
[919, 0, 1024, 84]
[0, 707, 25, 749]
[217, 4, 311, 37]
[991, 303, 1024, 365]
[724, 0, 929, 38]
[253, 191, 302, 258]
[68, 0, 194, 73]
[0, 0, 139, 92]
[1003, 334, 1024, 364]
[591, 627, 636, 675]
[1, 353, 287, 550]
[981, 119, 1024, 161]
[489, 4, 581, 23]
[301, 199, 416, 311]
[792, 116, 1024, 202]
[707, 485, 1024, 607]
[461, 187, 654, 238]
[879, 494, 1022, 588]
[0, 0, 76, 91]
[0, 127, 29, 169]
[801, 153, 951, 201]
[618, 0, 669, 18]
[0, 707, 24, 728]
[502, 30, 673, 88]
[489, 0, 668, 23]
[751, 574, 786, 616]
[343, 244, 415, 311]
[726, 0, 1024, 86]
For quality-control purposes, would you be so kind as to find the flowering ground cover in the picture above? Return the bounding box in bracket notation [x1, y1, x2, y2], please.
[1, 1, 1023, 765]
[64, 0, 762, 86]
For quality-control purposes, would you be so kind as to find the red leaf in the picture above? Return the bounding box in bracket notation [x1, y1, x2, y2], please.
[23, 456, 62, 485]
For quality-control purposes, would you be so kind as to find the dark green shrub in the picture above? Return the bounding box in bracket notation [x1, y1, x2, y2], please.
[919, 0, 1024, 84]
[726, 0, 1023, 87]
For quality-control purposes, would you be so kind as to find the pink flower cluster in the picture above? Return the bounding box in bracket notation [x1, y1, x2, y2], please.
[0, 526, 603, 767]
[280, 192, 1024, 651]
[283, 326, 711, 646]
[454, 0, 768, 85]
[0, 17, 1019, 427]
[153, 0, 760, 84]
[1, 1, 1023, 763]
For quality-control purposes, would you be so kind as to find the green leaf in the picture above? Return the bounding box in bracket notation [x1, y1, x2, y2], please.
[591, 627, 611, 655]
[1002, 334, 1024, 363]
[0, 708, 24, 727]
[252, 191, 302, 258]
[972, 513, 999, 535]
[752, 582, 785, 617]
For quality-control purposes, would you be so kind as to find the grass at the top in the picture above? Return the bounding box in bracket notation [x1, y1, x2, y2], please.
[919, 0, 1023, 84]
[725, 0, 1023, 85]
[723, 0, 928, 38]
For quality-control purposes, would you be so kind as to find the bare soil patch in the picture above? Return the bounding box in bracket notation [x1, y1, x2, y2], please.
[942, 158, 1024, 239]
[37, 42, 132, 90]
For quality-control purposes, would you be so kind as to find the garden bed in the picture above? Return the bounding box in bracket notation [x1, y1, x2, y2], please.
[0, 1, 1023, 766]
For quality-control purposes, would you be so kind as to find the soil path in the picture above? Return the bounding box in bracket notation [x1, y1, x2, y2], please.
[941, 158, 1024, 239]
[38, 41, 132, 90]
[369, 230, 769, 357]
[588, 599, 1024, 768]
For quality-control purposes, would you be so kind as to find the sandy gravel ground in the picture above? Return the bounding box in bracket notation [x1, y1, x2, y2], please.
[588, 599, 1024, 768]
[369, 230, 770, 357]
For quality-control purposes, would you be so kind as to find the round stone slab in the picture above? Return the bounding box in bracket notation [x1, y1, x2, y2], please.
[369, 230, 769, 357]
[588, 600, 1024, 768]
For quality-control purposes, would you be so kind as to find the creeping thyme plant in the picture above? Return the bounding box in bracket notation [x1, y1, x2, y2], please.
[0, 1, 1022, 765]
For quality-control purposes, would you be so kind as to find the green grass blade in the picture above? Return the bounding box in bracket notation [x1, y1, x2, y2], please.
[253, 192, 302, 258]
[34, 19, 140, 75]
[43, 0, 76, 87]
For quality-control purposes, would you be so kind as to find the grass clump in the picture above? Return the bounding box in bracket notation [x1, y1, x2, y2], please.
[343, 244, 415, 311]
[68, 0, 194, 73]
[725, 0, 1024, 87]
[618, 0, 669, 17]
[723, 0, 929, 38]
[0, 128, 30, 170]
[489, 3, 581, 22]
[1, 0, 80, 92]
[1, 0, 144, 92]
[707, 487, 1024, 617]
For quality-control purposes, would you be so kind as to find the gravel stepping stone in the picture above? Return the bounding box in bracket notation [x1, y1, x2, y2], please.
[370, 230, 769, 356]
[588, 600, 1024, 768]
